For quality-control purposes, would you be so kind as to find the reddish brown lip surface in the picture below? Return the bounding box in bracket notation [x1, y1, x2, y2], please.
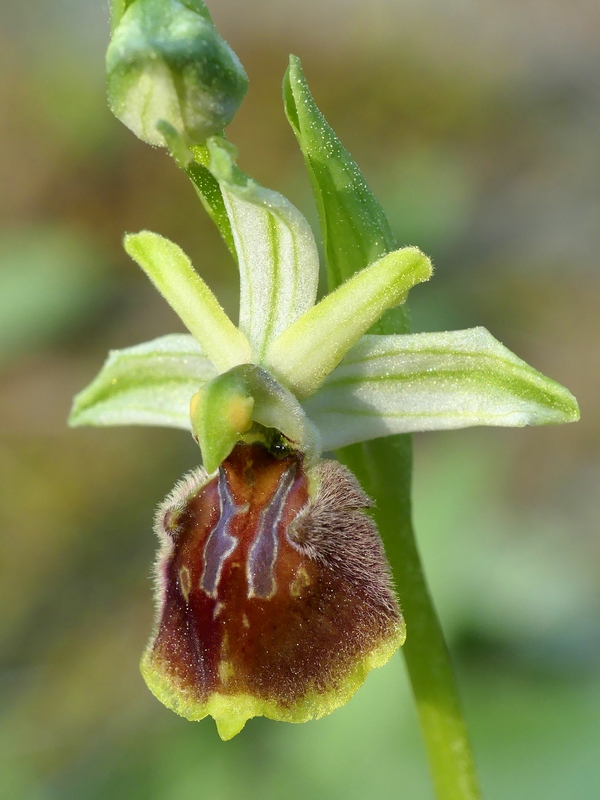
[143, 442, 404, 736]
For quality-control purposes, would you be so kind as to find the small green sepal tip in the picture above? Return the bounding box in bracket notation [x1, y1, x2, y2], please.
[107, 0, 248, 147]
[190, 371, 255, 474]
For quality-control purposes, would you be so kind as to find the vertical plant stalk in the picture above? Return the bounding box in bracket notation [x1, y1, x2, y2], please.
[339, 437, 481, 800]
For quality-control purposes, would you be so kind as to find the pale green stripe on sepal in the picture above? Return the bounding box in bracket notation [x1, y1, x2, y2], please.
[204, 137, 319, 362]
[69, 334, 216, 430]
[303, 328, 580, 450]
[266, 247, 432, 399]
[124, 230, 251, 371]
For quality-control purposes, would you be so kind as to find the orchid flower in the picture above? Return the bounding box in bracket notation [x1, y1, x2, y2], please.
[70, 5, 578, 787]
[69, 128, 576, 738]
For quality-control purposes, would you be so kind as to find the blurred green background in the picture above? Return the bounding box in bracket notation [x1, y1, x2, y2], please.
[1, 1, 598, 798]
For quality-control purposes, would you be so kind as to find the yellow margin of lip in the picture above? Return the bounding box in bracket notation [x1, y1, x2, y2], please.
[140, 619, 406, 741]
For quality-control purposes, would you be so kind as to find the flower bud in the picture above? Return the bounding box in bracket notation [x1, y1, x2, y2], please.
[142, 442, 405, 739]
[106, 0, 248, 147]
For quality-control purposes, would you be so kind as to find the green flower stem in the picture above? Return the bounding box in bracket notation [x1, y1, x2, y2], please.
[339, 435, 481, 800]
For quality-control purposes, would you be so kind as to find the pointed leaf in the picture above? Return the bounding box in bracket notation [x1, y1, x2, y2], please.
[303, 329, 580, 450]
[69, 334, 216, 430]
[266, 248, 432, 399]
[205, 137, 320, 362]
[283, 55, 408, 336]
[124, 230, 251, 371]
[283, 58, 417, 596]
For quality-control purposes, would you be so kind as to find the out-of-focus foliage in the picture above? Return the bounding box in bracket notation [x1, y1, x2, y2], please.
[0, 0, 598, 798]
[0, 228, 110, 364]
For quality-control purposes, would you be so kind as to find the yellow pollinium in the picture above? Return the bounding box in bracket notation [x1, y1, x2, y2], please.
[226, 394, 254, 435]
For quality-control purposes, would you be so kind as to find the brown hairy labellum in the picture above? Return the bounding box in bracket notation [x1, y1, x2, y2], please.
[142, 442, 405, 739]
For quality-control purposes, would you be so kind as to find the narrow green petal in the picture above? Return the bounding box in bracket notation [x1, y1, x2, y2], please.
[204, 137, 320, 362]
[303, 328, 580, 450]
[283, 55, 408, 336]
[124, 230, 251, 371]
[266, 248, 432, 399]
[69, 334, 216, 430]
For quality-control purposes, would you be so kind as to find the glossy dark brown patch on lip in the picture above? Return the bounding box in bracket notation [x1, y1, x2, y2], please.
[142, 442, 404, 735]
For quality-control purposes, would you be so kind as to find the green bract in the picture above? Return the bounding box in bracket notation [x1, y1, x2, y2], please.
[70, 67, 579, 464]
